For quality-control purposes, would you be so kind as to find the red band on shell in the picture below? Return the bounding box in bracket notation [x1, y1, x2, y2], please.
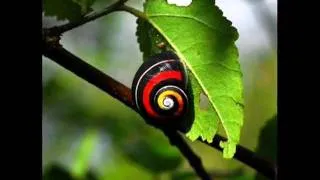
[142, 71, 182, 118]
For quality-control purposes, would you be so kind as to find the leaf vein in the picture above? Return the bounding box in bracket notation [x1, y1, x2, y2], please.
[148, 14, 233, 36]
[147, 13, 239, 147]
[194, 62, 241, 73]
[178, 41, 241, 73]
[214, 95, 244, 107]
[148, 23, 224, 130]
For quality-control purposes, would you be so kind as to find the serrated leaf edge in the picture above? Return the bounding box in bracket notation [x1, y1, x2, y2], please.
[142, 2, 243, 156]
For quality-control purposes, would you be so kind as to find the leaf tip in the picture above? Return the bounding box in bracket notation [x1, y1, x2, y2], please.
[205, 137, 213, 144]
[185, 132, 198, 142]
[219, 140, 236, 159]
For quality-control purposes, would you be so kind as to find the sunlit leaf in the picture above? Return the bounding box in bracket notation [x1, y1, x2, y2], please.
[137, 0, 243, 158]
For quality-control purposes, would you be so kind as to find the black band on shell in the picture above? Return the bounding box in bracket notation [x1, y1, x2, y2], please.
[131, 51, 190, 124]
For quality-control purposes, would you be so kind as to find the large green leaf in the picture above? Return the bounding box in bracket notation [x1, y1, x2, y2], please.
[137, 0, 244, 158]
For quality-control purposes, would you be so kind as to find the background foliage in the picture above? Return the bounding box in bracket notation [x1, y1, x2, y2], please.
[42, 0, 277, 179]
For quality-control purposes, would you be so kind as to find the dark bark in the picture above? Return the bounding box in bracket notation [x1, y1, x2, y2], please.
[42, 36, 212, 180]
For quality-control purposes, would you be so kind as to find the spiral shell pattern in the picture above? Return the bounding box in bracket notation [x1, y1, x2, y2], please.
[132, 51, 189, 123]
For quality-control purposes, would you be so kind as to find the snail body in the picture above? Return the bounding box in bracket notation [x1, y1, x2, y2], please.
[132, 51, 191, 127]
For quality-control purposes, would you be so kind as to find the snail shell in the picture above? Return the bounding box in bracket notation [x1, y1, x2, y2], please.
[132, 51, 190, 125]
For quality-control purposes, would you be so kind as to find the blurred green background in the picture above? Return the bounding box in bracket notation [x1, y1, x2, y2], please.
[42, 0, 277, 179]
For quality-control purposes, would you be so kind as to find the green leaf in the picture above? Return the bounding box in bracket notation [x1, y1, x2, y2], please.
[73, 0, 95, 14]
[71, 128, 99, 179]
[136, 18, 173, 61]
[255, 115, 277, 161]
[138, 0, 244, 158]
[254, 115, 277, 180]
[185, 73, 218, 144]
[136, 18, 153, 61]
[43, 0, 95, 21]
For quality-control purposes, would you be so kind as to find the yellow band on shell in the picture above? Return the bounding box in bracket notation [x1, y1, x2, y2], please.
[157, 90, 182, 110]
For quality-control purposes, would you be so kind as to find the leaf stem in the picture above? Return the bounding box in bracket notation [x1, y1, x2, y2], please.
[117, 5, 148, 20]
[46, 0, 129, 35]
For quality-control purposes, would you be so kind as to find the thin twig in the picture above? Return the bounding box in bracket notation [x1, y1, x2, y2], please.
[42, 34, 134, 108]
[42, 36, 211, 180]
[117, 5, 148, 20]
[42, 32, 276, 179]
[46, 0, 129, 35]
[162, 128, 211, 180]
[200, 134, 277, 179]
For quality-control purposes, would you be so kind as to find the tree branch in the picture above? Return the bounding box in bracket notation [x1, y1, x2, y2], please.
[201, 134, 277, 179]
[46, 0, 129, 35]
[42, 37, 134, 109]
[162, 128, 211, 180]
[42, 34, 212, 180]
[42, 31, 276, 180]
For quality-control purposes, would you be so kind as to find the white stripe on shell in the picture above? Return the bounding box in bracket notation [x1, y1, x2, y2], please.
[135, 59, 176, 110]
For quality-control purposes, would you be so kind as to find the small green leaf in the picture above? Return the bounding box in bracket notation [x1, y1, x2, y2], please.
[43, 0, 95, 21]
[43, 0, 82, 21]
[136, 18, 153, 61]
[136, 18, 173, 61]
[255, 115, 277, 161]
[138, 0, 244, 158]
[254, 115, 277, 180]
[71, 128, 99, 179]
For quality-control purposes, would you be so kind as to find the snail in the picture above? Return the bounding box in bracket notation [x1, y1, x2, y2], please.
[132, 51, 192, 128]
